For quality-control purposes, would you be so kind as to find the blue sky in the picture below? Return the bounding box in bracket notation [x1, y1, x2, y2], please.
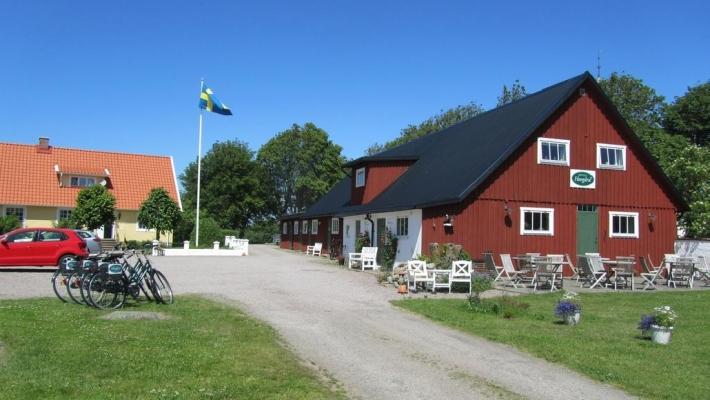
[1, 1, 708, 180]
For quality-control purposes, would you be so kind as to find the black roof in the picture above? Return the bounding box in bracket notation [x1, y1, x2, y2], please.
[284, 71, 687, 220]
[300, 177, 352, 218]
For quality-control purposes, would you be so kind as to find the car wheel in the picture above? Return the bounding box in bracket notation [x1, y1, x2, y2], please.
[57, 254, 75, 268]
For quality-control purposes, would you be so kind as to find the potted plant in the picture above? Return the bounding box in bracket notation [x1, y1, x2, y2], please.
[639, 306, 677, 345]
[554, 290, 581, 325]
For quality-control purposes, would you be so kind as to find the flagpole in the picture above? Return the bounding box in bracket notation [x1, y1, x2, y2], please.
[195, 78, 205, 247]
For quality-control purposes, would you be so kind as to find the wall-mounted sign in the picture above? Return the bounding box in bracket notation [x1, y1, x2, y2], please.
[570, 169, 596, 189]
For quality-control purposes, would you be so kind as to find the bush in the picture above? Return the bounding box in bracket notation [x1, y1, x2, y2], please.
[0, 215, 20, 234]
[190, 216, 223, 248]
[428, 243, 471, 269]
[380, 228, 398, 271]
[173, 211, 195, 243]
[53, 219, 79, 229]
[122, 240, 154, 250]
[467, 274, 493, 311]
[244, 221, 278, 244]
[355, 232, 370, 253]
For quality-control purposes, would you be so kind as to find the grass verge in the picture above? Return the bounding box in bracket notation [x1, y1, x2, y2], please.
[0, 296, 344, 400]
[393, 291, 710, 399]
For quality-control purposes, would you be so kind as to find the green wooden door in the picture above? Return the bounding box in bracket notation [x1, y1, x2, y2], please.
[576, 205, 598, 255]
[376, 218, 386, 264]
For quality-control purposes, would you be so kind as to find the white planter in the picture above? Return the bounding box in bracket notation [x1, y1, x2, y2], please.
[651, 325, 673, 345]
[565, 311, 581, 325]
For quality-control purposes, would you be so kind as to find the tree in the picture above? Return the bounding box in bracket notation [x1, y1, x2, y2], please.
[257, 123, 345, 215]
[0, 215, 20, 234]
[497, 80, 528, 106]
[71, 185, 116, 230]
[137, 187, 181, 240]
[665, 145, 710, 238]
[664, 81, 710, 146]
[180, 140, 272, 236]
[598, 72, 666, 144]
[365, 102, 484, 155]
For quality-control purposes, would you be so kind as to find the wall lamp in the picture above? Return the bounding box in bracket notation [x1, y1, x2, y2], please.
[648, 212, 656, 224]
[443, 214, 454, 228]
[503, 200, 511, 217]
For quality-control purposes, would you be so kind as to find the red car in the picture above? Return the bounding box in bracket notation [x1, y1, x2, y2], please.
[0, 228, 89, 267]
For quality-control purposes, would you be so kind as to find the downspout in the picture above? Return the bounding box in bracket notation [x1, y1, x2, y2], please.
[365, 213, 375, 246]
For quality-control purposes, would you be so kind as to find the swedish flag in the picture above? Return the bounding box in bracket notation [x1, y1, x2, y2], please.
[199, 84, 232, 116]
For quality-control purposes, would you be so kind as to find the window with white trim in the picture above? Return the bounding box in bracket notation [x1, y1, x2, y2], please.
[282, 222, 288, 235]
[355, 167, 366, 188]
[4, 207, 25, 226]
[294, 221, 299, 235]
[537, 138, 570, 166]
[520, 207, 554, 235]
[70, 176, 96, 187]
[311, 219, 318, 234]
[597, 143, 626, 170]
[137, 220, 149, 231]
[396, 217, 409, 236]
[331, 218, 339, 234]
[609, 212, 639, 238]
[302, 221, 308, 234]
[58, 209, 73, 221]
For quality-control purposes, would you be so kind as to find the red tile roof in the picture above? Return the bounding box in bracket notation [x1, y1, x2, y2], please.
[0, 142, 181, 211]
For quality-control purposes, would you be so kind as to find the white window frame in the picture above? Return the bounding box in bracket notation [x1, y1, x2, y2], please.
[396, 217, 409, 237]
[609, 211, 639, 238]
[70, 176, 96, 187]
[597, 143, 627, 170]
[57, 208, 73, 222]
[302, 220, 308, 234]
[294, 221, 299, 235]
[331, 218, 340, 234]
[537, 138, 570, 166]
[4, 206, 26, 227]
[311, 219, 318, 235]
[520, 207, 554, 236]
[282, 222, 288, 235]
[355, 167, 366, 188]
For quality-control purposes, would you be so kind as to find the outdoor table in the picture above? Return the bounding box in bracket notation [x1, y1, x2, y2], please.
[430, 269, 452, 293]
[602, 260, 635, 290]
[531, 259, 564, 292]
[511, 256, 541, 289]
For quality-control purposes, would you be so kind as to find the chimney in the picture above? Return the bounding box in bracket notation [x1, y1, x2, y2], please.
[37, 137, 51, 153]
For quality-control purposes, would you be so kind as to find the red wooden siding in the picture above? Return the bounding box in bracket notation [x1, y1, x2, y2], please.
[351, 161, 412, 205]
[279, 218, 343, 257]
[423, 82, 679, 273]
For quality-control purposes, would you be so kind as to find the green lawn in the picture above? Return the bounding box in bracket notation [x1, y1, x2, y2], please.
[394, 291, 710, 400]
[0, 296, 343, 400]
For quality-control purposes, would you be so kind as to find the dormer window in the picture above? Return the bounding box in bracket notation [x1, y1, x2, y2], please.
[70, 176, 96, 187]
[537, 138, 570, 166]
[355, 167, 366, 188]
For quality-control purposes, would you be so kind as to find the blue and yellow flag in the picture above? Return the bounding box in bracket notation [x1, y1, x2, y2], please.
[199, 84, 232, 116]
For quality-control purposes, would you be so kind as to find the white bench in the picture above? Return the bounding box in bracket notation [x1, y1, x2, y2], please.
[348, 246, 379, 271]
[306, 242, 323, 257]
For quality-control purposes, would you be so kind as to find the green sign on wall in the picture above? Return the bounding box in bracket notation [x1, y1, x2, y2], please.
[570, 169, 596, 189]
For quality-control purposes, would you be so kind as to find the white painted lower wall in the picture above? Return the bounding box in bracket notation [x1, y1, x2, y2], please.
[342, 209, 422, 265]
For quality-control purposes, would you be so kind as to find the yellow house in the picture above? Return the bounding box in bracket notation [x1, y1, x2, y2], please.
[0, 138, 182, 243]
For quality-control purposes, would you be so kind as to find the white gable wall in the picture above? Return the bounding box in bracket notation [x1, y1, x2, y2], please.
[342, 209, 422, 266]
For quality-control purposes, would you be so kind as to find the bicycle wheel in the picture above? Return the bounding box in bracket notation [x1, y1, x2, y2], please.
[66, 272, 86, 305]
[151, 270, 173, 304]
[87, 273, 124, 309]
[51, 270, 70, 303]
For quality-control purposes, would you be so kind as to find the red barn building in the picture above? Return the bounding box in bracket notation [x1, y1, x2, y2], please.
[280, 72, 687, 272]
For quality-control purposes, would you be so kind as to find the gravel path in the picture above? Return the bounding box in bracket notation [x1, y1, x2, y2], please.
[0, 245, 633, 399]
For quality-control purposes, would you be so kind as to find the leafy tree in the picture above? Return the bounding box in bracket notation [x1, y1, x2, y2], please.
[0, 215, 20, 234]
[181, 140, 272, 236]
[665, 145, 710, 238]
[664, 82, 710, 146]
[365, 103, 484, 155]
[497, 79, 528, 106]
[137, 187, 181, 240]
[257, 123, 345, 215]
[190, 216, 222, 248]
[598, 72, 666, 144]
[53, 218, 79, 229]
[71, 185, 116, 231]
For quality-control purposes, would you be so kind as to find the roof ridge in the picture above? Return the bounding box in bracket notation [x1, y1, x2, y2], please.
[0, 142, 171, 159]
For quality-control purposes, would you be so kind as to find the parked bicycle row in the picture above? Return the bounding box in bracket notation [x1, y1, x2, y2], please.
[51, 250, 173, 309]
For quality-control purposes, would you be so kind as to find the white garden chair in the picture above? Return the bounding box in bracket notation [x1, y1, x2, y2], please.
[695, 255, 709, 285]
[306, 242, 322, 256]
[407, 260, 433, 292]
[494, 254, 520, 288]
[587, 255, 609, 289]
[639, 256, 662, 290]
[348, 246, 379, 271]
[450, 260, 472, 293]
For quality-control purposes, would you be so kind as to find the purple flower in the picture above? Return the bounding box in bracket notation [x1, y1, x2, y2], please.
[638, 315, 656, 332]
[554, 300, 579, 318]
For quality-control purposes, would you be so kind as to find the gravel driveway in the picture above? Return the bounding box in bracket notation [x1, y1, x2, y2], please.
[0, 245, 633, 399]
